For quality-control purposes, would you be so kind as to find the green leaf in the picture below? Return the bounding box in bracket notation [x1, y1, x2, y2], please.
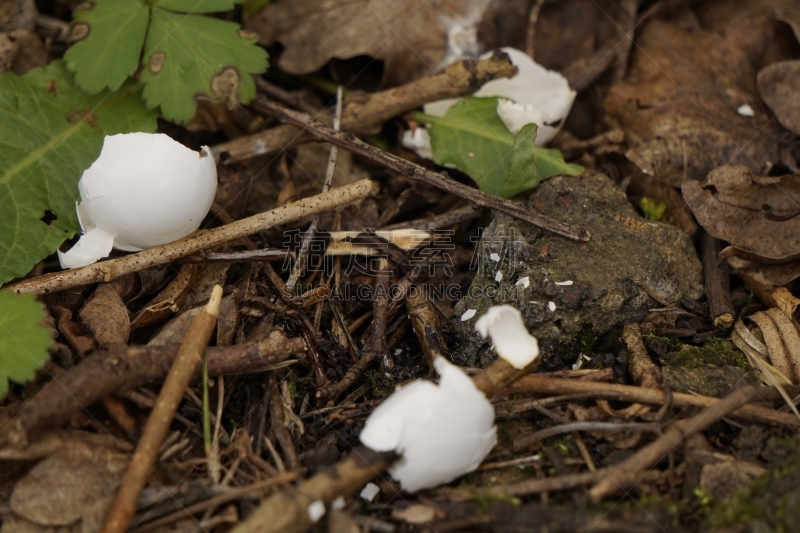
[141, 9, 267, 122]
[0, 61, 158, 285]
[63, 0, 150, 93]
[416, 97, 583, 198]
[154, 0, 239, 13]
[0, 292, 53, 399]
[63, 0, 268, 123]
[504, 123, 542, 198]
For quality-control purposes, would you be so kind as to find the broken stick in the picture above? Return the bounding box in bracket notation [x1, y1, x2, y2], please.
[212, 53, 517, 164]
[101, 286, 223, 533]
[5, 179, 373, 296]
[254, 98, 589, 242]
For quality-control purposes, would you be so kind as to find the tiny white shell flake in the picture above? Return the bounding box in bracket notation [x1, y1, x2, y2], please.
[548, 301, 557, 312]
[515, 276, 530, 289]
[460, 308, 477, 321]
[360, 483, 380, 501]
[307, 500, 326, 523]
[494, 270, 503, 282]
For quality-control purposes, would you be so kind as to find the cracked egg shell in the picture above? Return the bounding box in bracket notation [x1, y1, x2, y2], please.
[359, 357, 496, 493]
[58, 133, 217, 269]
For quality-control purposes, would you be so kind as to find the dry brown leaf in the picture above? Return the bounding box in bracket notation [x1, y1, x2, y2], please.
[130, 264, 197, 329]
[245, 0, 494, 86]
[9, 446, 127, 529]
[682, 165, 800, 260]
[604, 19, 786, 186]
[78, 284, 130, 348]
[391, 503, 442, 524]
[758, 60, 800, 136]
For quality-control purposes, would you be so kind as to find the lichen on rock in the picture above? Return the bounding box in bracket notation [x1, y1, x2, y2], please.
[451, 174, 703, 368]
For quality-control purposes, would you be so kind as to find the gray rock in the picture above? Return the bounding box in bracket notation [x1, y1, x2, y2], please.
[451, 174, 703, 368]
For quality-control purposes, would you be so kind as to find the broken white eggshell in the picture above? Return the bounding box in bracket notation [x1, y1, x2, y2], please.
[474, 304, 539, 369]
[359, 357, 496, 493]
[58, 133, 218, 269]
[403, 47, 575, 158]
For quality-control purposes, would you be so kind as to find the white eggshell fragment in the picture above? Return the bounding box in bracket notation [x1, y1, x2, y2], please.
[474, 305, 539, 369]
[359, 357, 497, 493]
[401, 127, 433, 160]
[421, 48, 575, 146]
[360, 483, 380, 501]
[307, 500, 326, 523]
[58, 133, 217, 269]
[460, 308, 477, 321]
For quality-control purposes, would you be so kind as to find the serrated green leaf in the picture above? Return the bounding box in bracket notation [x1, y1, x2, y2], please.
[141, 8, 267, 122]
[0, 292, 52, 398]
[155, 0, 240, 13]
[417, 97, 583, 198]
[64, 0, 267, 122]
[0, 61, 158, 285]
[63, 0, 150, 93]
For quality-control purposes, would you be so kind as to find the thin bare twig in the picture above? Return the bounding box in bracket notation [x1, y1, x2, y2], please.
[513, 421, 660, 452]
[5, 180, 373, 296]
[212, 53, 517, 164]
[101, 286, 223, 533]
[254, 99, 589, 242]
[505, 374, 800, 428]
[285, 86, 343, 294]
[587, 385, 763, 502]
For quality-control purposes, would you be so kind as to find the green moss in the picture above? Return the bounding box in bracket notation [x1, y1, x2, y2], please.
[665, 338, 749, 370]
[709, 441, 800, 531]
[364, 368, 395, 399]
[464, 485, 520, 517]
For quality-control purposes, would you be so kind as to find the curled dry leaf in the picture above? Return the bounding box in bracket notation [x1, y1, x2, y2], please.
[78, 284, 130, 347]
[245, 0, 494, 85]
[9, 444, 128, 528]
[604, 20, 784, 186]
[757, 60, 800, 136]
[682, 165, 800, 261]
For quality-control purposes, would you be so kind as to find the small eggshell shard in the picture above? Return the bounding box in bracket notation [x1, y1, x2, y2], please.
[737, 104, 755, 117]
[58, 133, 218, 269]
[548, 301, 556, 312]
[474, 305, 539, 369]
[555, 280, 573, 286]
[359, 483, 380, 501]
[307, 500, 326, 523]
[359, 357, 497, 493]
[401, 127, 433, 160]
[460, 308, 477, 321]
[515, 276, 530, 289]
[331, 496, 345, 510]
[489, 252, 500, 262]
[494, 270, 503, 282]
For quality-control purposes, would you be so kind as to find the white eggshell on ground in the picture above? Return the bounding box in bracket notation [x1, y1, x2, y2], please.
[359, 357, 497, 493]
[59, 133, 217, 269]
[422, 48, 575, 146]
[474, 304, 539, 369]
